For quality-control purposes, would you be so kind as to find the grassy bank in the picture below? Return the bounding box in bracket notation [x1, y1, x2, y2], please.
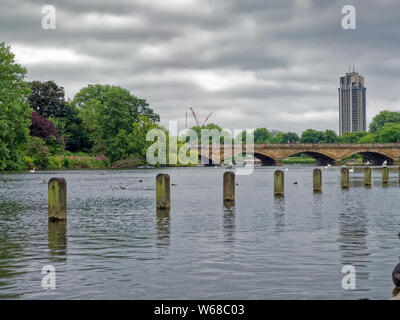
[282, 156, 317, 164]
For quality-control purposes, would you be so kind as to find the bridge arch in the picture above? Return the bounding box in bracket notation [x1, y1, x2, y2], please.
[343, 150, 394, 165]
[220, 151, 278, 166]
[285, 151, 336, 166]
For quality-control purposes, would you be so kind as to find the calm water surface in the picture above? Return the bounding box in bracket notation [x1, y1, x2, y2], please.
[0, 166, 399, 299]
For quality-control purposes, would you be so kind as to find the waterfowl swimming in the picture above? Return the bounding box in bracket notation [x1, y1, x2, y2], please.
[392, 257, 400, 287]
[30, 168, 35, 173]
[293, 181, 298, 185]
[172, 184, 177, 186]
[349, 167, 354, 173]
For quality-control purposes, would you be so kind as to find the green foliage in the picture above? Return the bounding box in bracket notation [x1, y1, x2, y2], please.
[26, 136, 50, 169]
[358, 133, 376, 143]
[253, 128, 272, 143]
[110, 156, 144, 169]
[108, 116, 159, 162]
[339, 132, 368, 143]
[28, 80, 67, 118]
[283, 156, 317, 164]
[300, 129, 338, 143]
[188, 123, 232, 144]
[50, 103, 91, 152]
[281, 132, 300, 143]
[0, 42, 32, 170]
[323, 130, 338, 143]
[73, 84, 159, 155]
[300, 129, 324, 143]
[48, 156, 63, 170]
[370, 110, 400, 133]
[376, 123, 400, 143]
[47, 136, 65, 155]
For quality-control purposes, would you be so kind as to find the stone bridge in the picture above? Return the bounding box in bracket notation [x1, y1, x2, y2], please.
[197, 143, 400, 166]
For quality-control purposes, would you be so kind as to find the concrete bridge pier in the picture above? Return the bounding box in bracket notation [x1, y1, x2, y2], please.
[275, 159, 283, 166]
[393, 158, 400, 166]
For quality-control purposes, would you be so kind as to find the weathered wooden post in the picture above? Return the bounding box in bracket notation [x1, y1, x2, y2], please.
[341, 168, 349, 189]
[313, 169, 322, 192]
[156, 174, 170, 209]
[274, 170, 284, 196]
[48, 178, 67, 221]
[382, 166, 389, 185]
[223, 171, 235, 203]
[364, 167, 371, 186]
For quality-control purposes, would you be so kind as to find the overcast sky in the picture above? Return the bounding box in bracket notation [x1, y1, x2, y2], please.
[1, 0, 400, 133]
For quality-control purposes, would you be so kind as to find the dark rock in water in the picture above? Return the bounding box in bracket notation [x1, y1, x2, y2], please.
[392, 260, 400, 287]
[139, 180, 143, 182]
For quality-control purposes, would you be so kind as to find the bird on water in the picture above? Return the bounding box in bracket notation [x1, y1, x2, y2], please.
[392, 257, 400, 288]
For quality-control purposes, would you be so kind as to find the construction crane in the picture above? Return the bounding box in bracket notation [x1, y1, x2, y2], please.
[202, 112, 212, 126]
[189, 107, 201, 127]
[188, 107, 213, 127]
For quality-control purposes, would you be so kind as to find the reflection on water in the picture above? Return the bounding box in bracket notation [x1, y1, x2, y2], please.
[273, 197, 285, 233]
[0, 167, 400, 299]
[338, 189, 370, 292]
[223, 205, 235, 243]
[156, 209, 170, 247]
[0, 201, 26, 299]
[48, 220, 67, 262]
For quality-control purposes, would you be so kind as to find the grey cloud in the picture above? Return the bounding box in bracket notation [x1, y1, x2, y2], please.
[1, 0, 400, 133]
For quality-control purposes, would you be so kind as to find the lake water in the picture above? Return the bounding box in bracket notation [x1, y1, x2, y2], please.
[0, 166, 399, 300]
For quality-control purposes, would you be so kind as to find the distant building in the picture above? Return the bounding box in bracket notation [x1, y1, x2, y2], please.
[338, 68, 367, 135]
[269, 130, 279, 137]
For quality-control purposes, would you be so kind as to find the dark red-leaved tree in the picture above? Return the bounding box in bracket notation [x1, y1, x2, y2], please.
[30, 111, 62, 141]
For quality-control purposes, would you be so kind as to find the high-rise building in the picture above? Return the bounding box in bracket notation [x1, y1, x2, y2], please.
[338, 68, 367, 135]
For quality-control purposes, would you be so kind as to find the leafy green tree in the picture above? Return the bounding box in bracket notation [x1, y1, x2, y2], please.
[376, 123, 400, 143]
[108, 116, 159, 162]
[322, 130, 338, 143]
[253, 128, 272, 143]
[300, 129, 324, 143]
[50, 103, 91, 152]
[73, 84, 159, 153]
[370, 110, 400, 133]
[0, 43, 32, 170]
[28, 80, 67, 118]
[25, 136, 50, 169]
[358, 133, 376, 143]
[339, 132, 367, 143]
[281, 132, 299, 143]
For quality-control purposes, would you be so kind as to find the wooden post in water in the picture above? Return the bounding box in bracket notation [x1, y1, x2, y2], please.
[48, 178, 67, 221]
[341, 168, 349, 189]
[156, 174, 170, 209]
[382, 166, 389, 185]
[223, 171, 235, 203]
[274, 170, 284, 196]
[364, 167, 371, 186]
[313, 169, 322, 192]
